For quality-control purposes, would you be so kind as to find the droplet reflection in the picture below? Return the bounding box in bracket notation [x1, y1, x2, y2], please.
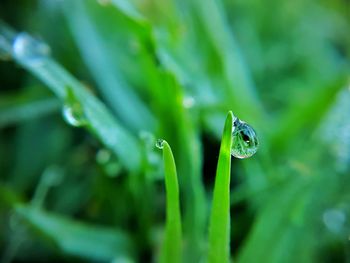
[323, 208, 346, 234]
[231, 117, 259, 159]
[12, 32, 50, 66]
[62, 87, 87, 127]
[155, 139, 165, 149]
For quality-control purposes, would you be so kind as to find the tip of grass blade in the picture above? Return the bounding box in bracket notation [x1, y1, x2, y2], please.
[160, 140, 182, 263]
[208, 111, 233, 263]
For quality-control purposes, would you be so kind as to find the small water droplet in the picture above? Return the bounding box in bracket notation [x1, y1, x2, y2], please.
[96, 149, 111, 164]
[155, 139, 165, 149]
[62, 105, 86, 127]
[42, 165, 64, 186]
[183, 96, 195, 109]
[62, 87, 87, 127]
[231, 117, 259, 159]
[323, 208, 346, 234]
[139, 131, 155, 148]
[96, 149, 122, 178]
[12, 32, 50, 66]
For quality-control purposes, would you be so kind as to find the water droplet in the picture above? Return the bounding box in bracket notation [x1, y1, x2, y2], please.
[155, 139, 165, 149]
[183, 96, 195, 109]
[139, 131, 155, 148]
[62, 87, 87, 127]
[42, 165, 64, 186]
[323, 208, 346, 234]
[62, 105, 86, 127]
[96, 149, 112, 164]
[96, 149, 122, 178]
[12, 32, 50, 66]
[231, 117, 259, 159]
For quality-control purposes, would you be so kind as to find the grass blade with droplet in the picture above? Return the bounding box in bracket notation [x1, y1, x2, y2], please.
[208, 111, 233, 263]
[0, 23, 142, 172]
[160, 140, 182, 263]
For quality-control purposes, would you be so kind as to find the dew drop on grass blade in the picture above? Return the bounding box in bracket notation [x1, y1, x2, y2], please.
[208, 111, 234, 263]
[157, 140, 182, 263]
[208, 111, 259, 263]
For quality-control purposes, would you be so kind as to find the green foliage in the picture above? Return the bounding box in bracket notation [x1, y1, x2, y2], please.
[0, 0, 349, 262]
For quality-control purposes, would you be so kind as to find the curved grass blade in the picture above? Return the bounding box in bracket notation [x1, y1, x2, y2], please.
[160, 140, 182, 263]
[208, 111, 234, 263]
[151, 72, 206, 261]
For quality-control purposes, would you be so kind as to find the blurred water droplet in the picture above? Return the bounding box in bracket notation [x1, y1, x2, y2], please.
[96, 149, 112, 164]
[323, 209, 346, 233]
[155, 139, 164, 149]
[42, 165, 64, 186]
[62, 87, 87, 127]
[12, 32, 50, 66]
[139, 131, 155, 148]
[231, 117, 259, 159]
[183, 96, 195, 109]
[96, 149, 122, 178]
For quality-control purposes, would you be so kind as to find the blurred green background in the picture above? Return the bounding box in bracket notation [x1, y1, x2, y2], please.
[0, 0, 349, 262]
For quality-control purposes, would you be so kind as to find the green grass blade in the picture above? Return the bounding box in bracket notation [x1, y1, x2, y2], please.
[0, 96, 59, 128]
[208, 111, 233, 263]
[150, 72, 206, 261]
[15, 205, 133, 261]
[0, 23, 142, 172]
[160, 140, 182, 263]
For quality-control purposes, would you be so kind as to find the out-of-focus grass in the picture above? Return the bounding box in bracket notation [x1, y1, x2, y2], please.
[0, 0, 349, 262]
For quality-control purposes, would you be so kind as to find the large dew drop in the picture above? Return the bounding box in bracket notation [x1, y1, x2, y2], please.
[62, 105, 86, 127]
[231, 117, 259, 159]
[155, 139, 165, 149]
[12, 32, 50, 66]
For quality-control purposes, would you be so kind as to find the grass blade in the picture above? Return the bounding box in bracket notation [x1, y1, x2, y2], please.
[160, 140, 182, 263]
[208, 111, 233, 263]
[15, 205, 133, 261]
[0, 96, 59, 128]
